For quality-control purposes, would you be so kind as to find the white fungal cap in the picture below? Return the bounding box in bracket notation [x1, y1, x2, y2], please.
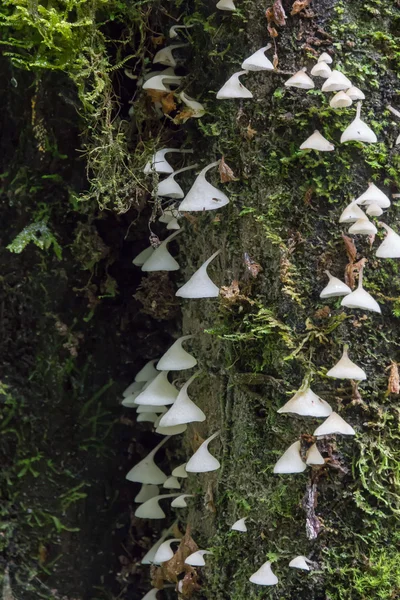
[141, 231, 181, 272]
[179, 162, 229, 212]
[144, 148, 193, 175]
[153, 44, 189, 68]
[122, 391, 142, 407]
[355, 183, 391, 208]
[216, 0, 236, 11]
[159, 203, 179, 224]
[289, 556, 312, 570]
[376, 222, 400, 258]
[141, 526, 174, 564]
[134, 371, 178, 406]
[135, 484, 160, 503]
[318, 52, 333, 64]
[313, 412, 355, 436]
[322, 69, 352, 92]
[348, 217, 377, 235]
[136, 404, 167, 414]
[138, 67, 176, 87]
[126, 437, 171, 484]
[166, 217, 180, 230]
[171, 493, 194, 507]
[346, 86, 365, 101]
[123, 380, 144, 397]
[284, 68, 314, 90]
[175, 250, 221, 299]
[186, 431, 221, 473]
[159, 373, 206, 427]
[141, 589, 159, 600]
[153, 538, 180, 563]
[169, 24, 194, 38]
[142, 73, 183, 92]
[137, 412, 159, 423]
[300, 130, 334, 152]
[306, 443, 325, 465]
[216, 71, 253, 99]
[185, 550, 212, 566]
[249, 561, 278, 586]
[171, 462, 188, 478]
[273, 440, 307, 474]
[157, 335, 197, 371]
[155, 164, 198, 199]
[341, 267, 381, 313]
[341, 102, 377, 143]
[339, 201, 367, 224]
[155, 421, 188, 436]
[133, 246, 154, 266]
[134, 493, 180, 519]
[327, 345, 366, 380]
[320, 270, 351, 298]
[179, 92, 205, 118]
[366, 203, 383, 217]
[241, 45, 273, 71]
[278, 387, 332, 417]
[330, 91, 352, 108]
[135, 360, 159, 383]
[310, 61, 332, 78]
[231, 517, 248, 532]
[163, 476, 181, 490]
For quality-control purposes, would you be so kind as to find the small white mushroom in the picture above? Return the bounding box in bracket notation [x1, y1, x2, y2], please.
[169, 24, 194, 39]
[175, 250, 221, 299]
[216, 71, 253, 99]
[306, 443, 325, 465]
[241, 45, 273, 71]
[231, 517, 248, 532]
[186, 431, 220, 473]
[322, 70, 352, 92]
[330, 91, 352, 108]
[154, 420, 188, 436]
[355, 182, 391, 208]
[134, 371, 178, 406]
[376, 222, 400, 258]
[153, 44, 189, 68]
[249, 561, 278, 586]
[285, 68, 314, 89]
[326, 345, 366, 380]
[126, 437, 171, 484]
[153, 538, 180, 563]
[155, 164, 198, 199]
[289, 556, 313, 570]
[137, 412, 159, 423]
[185, 550, 213, 566]
[135, 360, 159, 383]
[134, 493, 180, 519]
[163, 476, 181, 490]
[273, 440, 307, 474]
[346, 86, 365, 100]
[123, 380, 144, 397]
[141, 589, 159, 600]
[171, 494, 194, 508]
[135, 484, 160, 503]
[179, 91, 205, 118]
[144, 148, 193, 175]
[310, 62, 332, 79]
[142, 73, 183, 92]
[366, 203, 383, 217]
[141, 231, 181, 272]
[278, 387, 332, 417]
[300, 130, 334, 152]
[159, 373, 205, 427]
[141, 525, 176, 563]
[157, 335, 197, 371]
[133, 246, 155, 266]
[179, 161, 229, 212]
[216, 0, 236, 11]
[339, 201, 367, 224]
[348, 217, 377, 235]
[318, 52, 333, 64]
[341, 267, 381, 313]
[341, 102, 377, 143]
[320, 270, 351, 299]
[171, 463, 188, 478]
[313, 412, 355, 436]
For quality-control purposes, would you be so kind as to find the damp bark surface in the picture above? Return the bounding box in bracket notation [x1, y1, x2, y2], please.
[1, 1, 400, 600]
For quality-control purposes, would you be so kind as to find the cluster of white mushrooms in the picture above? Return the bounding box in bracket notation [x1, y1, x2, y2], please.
[125, 1, 400, 595]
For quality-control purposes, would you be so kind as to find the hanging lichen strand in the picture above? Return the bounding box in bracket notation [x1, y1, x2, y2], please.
[123, 0, 400, 599]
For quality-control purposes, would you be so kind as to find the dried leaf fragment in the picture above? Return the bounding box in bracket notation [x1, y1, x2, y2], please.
[161, 527, 198, 582]
[161, 93, 177, 114]
[179, 570, 201, 598]
[342, 233, 357, 263]
[273, 0, 287, 25]
[387, 362, 400, 395]
[219, 156, 237, 183]
[291, 0, 312, 15]
[244, 252, 262, 278]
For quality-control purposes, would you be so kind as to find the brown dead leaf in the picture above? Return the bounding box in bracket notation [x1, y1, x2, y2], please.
[342, 233, 357, 263]
[291, 0, 312, 14]
[244, 252, 263, 278]
[152, 35, 165, 47]
[150, 565, 165, 589]
[268, 25, 279, 37]
[220, 280, 241, 304]
[146, 89, 168, 104]
[351, 381, 364, 405]
[245, 123, 257, 140]
[304, 187, 313, 206]
[219, 156, 236, 183]
[161, 527, 199, 582]
[273, 53, 279, 69]
[179, 570, 201, 598]
[204, 481, 216, 514]
[38, 543, 48, 565]
[345, 258, 366, 289]
[174, 108, 195, 124]
[182, 212, 199, 231]
[387, 362, 400, 395]
[273, 0, 287, 25]
[314, 306, 331, 320]
[161, 93, 176, 114]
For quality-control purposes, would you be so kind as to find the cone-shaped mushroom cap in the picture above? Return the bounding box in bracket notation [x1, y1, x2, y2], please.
[249, 561, 278, 586]
[134, 493, 180, 519]
[289, 556, 312, 570]
[137, 412, 159, 423]
[141, 527, 174, 564]
[166, 217, 180, 230]
[153, 44, 188, 68]
[306, 443, 325, 465]
[278, 387, 332, 417]
[341, 102, 377, 143]
[179, 92, 205, 118]
[241, 45, 273, 71]
[355, 183, 391, 208]
[159, 374, 206, 427]
[231, 517, 248, 532]
[153, 538, 180, 563]
[133, 246, 154, 266]
[341, 269, 381, 313]
[330, 91, 352, 108]
[300, 130, 334, 152]
[185, 550, 212, 566]
[179, 162, 229, 212]
[135, 371, 178, 406]
[322, 70, 352, 92]
[171, 463, 188, 478]
[157, 335, 197, 371]
[346, 86, 365, 100]
[285, 69, 314, 89]
[320, 270, 351, 299]
[314, 412, 355, 436]
[123, 380, 144, 397]
[216, 71, 253, 99]
[136, 404, 167, 414]
[155, 422, 188, 436]
[126, 437, 170, 484]
[339, 201, 367, 224]
[155, 164, 198, 199]
[169, 24, 194, 39]
[141, 589, 159, 600]
[176, 250, 221, 298]
[142, 74, 183, 92]
[171, 493, 194, 507]
[135, 484, 160, 503]
[318, 52, 333, 64]
[310, 61, 332, 78]
[186, 431, 220, 472]
[163, 476, 181, 490]
[135, 360, 159, 382]
[348, 217, 377, 235]
[273, 441, 307, 474]
[376, 222, 400, 258]
[216, 0, 236, 9]
[142, 231, 181, 272]
[327, 346, 366, 380]
[122, 391, 142, 407]
[144, 148, 193, 175]
[366, 203, 383, 217]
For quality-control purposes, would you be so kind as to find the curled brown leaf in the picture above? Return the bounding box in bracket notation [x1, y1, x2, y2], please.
[387, 362, 400, 395]
[219, 156, 236, 183]
[273, 0, 287, 25]
[291, 0, 312, 15]
[342, 233, 357, 263]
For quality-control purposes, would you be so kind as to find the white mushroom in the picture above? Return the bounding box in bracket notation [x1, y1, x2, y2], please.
[176, 250, 221, 299]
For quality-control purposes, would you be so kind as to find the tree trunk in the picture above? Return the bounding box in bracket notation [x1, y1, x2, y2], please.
[1, 1, 400, 600]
